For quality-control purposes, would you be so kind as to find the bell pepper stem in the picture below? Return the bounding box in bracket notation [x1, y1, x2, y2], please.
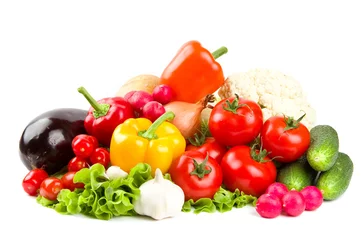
[212, 46, 228, 59]
[141, 111, 175, 139]
[78, 86, 110, 119]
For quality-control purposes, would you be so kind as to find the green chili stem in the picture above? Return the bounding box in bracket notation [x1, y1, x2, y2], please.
[141, 111, 175, 139]
[78, 86, 110, 119]
[212, 46, 228, 59]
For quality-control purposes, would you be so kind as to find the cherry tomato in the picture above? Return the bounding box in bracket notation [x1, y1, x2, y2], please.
[260, 115, 310, 163]
[68, 156, 89, 172]
[39, 177, 64, 201]
[168, 150, 223, 201]
[61, 171, 85, 191]
[209, 95, 263, 147]
[186, 137, 227, 164]
[22, 169, 49, 196]
[221, 145, 277, 197]
[72, 134, 98, 158]
[89, 147, 110, 167]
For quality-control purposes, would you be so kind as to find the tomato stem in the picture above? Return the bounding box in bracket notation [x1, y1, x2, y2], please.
[250, 143, 271, 163]
[283, 112, 306, 131]
[190, 154, 212, 179]
[222, 94, 251, 114]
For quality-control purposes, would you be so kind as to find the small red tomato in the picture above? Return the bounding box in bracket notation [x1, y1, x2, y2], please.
[168, 150, 223, 201]
[72, 134, 98, 158]
[61, 172, 85, 191]
[186, 137, 227, 164]
[68, 156, 89, 172]
[22, 169, 49, 196]
[260, 115, 311, 163]
[39, 177, 64, 201]
[89, 147, 110, 167]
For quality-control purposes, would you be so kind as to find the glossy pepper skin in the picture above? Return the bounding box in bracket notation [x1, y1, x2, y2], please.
[110, 111, 186, 175]
[159, 40, 227, 103]
[78, 87, 134, 147]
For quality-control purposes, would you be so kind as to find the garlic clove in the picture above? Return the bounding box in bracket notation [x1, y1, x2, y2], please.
[105, 166, 128, 180]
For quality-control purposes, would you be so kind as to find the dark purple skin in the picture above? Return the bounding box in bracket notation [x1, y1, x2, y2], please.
[19, 108, 88, 175]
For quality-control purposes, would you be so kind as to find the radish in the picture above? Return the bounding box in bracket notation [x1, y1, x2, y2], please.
[124, 90, 136, 102]
[282, 190, 306, 217]
[152, 84, 173, 105]
[265, 182, 289, 200]
[127, 90, 154, 112]
[142, 101, 166, 122]
[255, 193, 283, 218]
[300, 186, 323, 211]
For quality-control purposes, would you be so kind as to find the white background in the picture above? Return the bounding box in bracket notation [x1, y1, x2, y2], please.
[1, 0, 360, 239]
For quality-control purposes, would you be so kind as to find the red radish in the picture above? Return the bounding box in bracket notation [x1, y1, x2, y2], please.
[265, 182, 289, 200]
[255, 193, 283, 218]
[300, 186, 323, 211]
[142, 101, 166, 122]
[127, 90, 154, 112]
[124, 91, 136, 102]
[282, 190, 306, 217]
[152, 84, 173, 105]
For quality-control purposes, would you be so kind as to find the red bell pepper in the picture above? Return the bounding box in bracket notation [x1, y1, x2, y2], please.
[159, 40, 227, 103]
[78, 87, 134, 147]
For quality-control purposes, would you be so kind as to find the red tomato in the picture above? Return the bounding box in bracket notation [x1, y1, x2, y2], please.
[72, 134, 98, 158]
[221, 145, 277, 197]
[260, 115, 310, 163]
[168, 150, 223, 201]
[22, 169, 49, 196]
[61, 172, 85, 191]
[89, 147, 110, 167]
[39, 177, 64, 201]
[186, 137, 227, 164]
[209, 95, 263, 147]
[68, 156, 89, 172]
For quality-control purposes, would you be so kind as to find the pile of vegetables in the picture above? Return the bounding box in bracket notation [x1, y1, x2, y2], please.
[19, 40, 353, 221]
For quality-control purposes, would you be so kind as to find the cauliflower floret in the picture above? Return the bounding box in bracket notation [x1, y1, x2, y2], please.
[218, 68, 316, 129]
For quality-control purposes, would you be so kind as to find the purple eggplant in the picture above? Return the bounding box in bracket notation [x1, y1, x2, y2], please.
[19, 108, 88, 175]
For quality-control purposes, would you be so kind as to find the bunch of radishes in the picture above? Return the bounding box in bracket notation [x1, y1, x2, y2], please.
[255, 182, 323, 218]
[124, 84, 173, 122]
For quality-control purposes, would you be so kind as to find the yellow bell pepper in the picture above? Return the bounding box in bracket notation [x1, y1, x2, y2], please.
[109, 111, 186, 175]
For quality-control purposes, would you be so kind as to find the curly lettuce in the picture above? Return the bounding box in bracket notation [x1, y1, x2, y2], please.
[182, 187, 257, 214]
[37, 163, 152, 220]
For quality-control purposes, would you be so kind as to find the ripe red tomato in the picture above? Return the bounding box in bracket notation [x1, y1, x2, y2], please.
[39, 177, 64, 201]
[22, 169, 49, 196]
[72, 134, 98, 158]
[186, 137, 227, 164]
[89, 147, 110, 167]
[68, 156, 89, 172]
[168, 150, 223, 201]
[221, 145, 277, 197]
[61, 172, 85, 191]
[260, 115, 310, 163]
[209, 95, 263, 147]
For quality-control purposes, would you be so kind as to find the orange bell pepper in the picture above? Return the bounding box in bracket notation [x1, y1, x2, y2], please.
[159, 40, 228, 103]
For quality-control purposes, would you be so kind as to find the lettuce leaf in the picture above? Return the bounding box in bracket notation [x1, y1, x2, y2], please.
[37, 163, 152, 220]
[182, 187, 257, 214]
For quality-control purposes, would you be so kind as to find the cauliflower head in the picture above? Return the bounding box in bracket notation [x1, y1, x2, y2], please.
[218, 68, 316, 129]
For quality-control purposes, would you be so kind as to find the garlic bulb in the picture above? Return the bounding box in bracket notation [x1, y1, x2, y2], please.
[133, 168, 185, 220]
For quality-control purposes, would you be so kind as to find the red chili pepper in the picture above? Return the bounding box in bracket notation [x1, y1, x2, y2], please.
[159, 40, 227, 103]
[78, 87, 134, 147]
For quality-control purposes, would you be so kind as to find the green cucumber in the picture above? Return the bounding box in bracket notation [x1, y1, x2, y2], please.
[276, 155, 318, 191]
[307, 125, 339, 171]
[316, 152, 353, 200]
